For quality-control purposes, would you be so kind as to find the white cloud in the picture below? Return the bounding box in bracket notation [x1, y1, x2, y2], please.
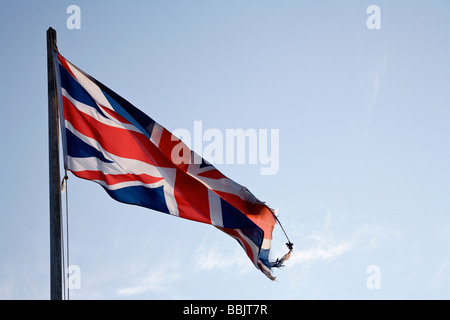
[282, 200, 403, 272]
[116, 268, 181, 297]
[193, 240, 252, 274]
[188, 203, 404, 285]
[430, 262, 450, 289]
[352, 223, 402, 250]
[114, 254, 183, 298]
[286, 234, 353, 268]
[363, 51, 388, 130]
[0, 273, 16, 299]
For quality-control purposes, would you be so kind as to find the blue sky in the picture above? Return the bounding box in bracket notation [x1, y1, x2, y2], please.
[0, 0, 449, 299]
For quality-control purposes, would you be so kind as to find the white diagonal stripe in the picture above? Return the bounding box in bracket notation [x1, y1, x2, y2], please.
[62, 88, 140, 133]
[208, 189, 223, 227]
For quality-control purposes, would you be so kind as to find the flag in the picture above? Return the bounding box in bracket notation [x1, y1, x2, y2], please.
[55, 52, 282, 279]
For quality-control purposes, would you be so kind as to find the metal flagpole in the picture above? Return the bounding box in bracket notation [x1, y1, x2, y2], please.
[47, 27, 63, 300]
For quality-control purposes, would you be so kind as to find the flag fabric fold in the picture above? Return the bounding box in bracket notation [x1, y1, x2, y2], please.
[55, 52, 281, 279]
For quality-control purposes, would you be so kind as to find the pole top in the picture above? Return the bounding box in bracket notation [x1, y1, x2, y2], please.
[47, 28, 58, 51]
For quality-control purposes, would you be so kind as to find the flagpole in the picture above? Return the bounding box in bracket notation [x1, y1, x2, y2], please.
[47, 27, 63, 300]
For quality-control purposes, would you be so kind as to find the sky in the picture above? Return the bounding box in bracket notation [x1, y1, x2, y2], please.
[0, 0, 449, 300]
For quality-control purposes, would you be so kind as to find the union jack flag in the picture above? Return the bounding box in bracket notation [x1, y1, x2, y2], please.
[55, 52, 281, 279]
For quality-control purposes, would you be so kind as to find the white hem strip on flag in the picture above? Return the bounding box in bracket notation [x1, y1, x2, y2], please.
[150, 122, 164, 147]
[208, 189, 223, 227]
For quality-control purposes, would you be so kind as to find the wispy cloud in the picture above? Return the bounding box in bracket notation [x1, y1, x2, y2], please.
[193, 239, 252, 274]
[281, 201, 402, 272]
[64, 250, 185, 299]
[286, 223, 401, 269]
[287, 234, 353, 268]
[0, 272, 17, 299]
[363, 51, 388, 131]
[188, 203, 403, 284]
[430, 262, 450, 289]
[116, 267, 181, 297]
